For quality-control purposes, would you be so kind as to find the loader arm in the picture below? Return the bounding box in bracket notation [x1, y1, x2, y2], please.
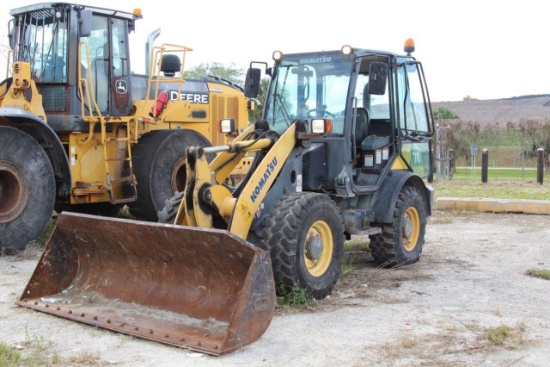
[182, 121, 303, 239]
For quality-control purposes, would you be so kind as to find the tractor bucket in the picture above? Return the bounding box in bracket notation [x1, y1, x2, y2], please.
[16, 212, 275, 356]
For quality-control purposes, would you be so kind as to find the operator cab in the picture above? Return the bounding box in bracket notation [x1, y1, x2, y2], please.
[244, 39, 434, 195]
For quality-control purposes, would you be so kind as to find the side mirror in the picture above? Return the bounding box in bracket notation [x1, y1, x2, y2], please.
[244, 68, 261, 98]
[368, 62, 388, 95]
[79, 9, 92, 37]
[8, 19, 15, 50]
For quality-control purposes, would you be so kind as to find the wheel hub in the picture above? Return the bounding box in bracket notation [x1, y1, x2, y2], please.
[402, 217, 413, 239]
[305, 235, 323, 260]
[0, 161, 29, 223]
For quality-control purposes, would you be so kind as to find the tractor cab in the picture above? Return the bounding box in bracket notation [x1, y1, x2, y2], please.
[246, 40, 434, 195]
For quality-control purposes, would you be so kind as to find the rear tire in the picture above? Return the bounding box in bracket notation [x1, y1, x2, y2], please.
[263, 193, 344, 299]
[129, 130, 212, 221]
[369, 185, 427, 267]
[0, 127, 55, 255]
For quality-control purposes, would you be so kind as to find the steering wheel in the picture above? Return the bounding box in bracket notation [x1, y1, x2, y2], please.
[306, 109, 335, 119]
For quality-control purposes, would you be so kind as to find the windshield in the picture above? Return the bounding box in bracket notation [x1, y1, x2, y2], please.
[14, 9, 68, 83]
[265, 52, 353, 134]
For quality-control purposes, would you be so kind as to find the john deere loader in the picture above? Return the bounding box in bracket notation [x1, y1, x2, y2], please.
[17, 40, 435, 355]
[0, 3, 251, 254]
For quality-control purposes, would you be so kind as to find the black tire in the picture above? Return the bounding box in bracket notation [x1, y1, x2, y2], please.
[129, 130, 212, 221]
[369, 185, 427, 267]
[0, 127, 55, 255]
[263, 192, 345, 299]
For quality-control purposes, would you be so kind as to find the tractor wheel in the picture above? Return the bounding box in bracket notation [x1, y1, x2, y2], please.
[0, 127, 55, 255]
[129, 130, 212, 221]
[369, 185, 427, 267]
[263, 192, 344, 299]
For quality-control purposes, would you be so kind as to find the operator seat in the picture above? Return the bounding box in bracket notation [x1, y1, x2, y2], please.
[94, 42, 110, 112]
[354, 82, 371, 144]
[354, 107, 369, 144]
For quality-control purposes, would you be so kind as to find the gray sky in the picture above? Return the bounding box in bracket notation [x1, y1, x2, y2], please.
[0, 0, 548, 102]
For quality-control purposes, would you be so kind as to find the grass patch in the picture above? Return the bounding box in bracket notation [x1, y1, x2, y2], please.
[276, 284, 311, 307]
[486, 324, 510, 345]
[452, 167, 541, 181]
[345, 237, 371, 252]
[341, 255, 356, 277]
[527, 268, 550, 280]
[66, 350, 102, 366]
[37, 220, 56, 248]
[432, 180, 550, 200]
[484, 322, 527, 349]
[0, 335, 59, 367]
[0, 333, 105, 367]
[0, 342, 23, 366]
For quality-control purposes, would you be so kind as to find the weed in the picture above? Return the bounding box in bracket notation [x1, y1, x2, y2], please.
[400, 335, 417, 348]
[486, 324, 509, 345]
[528, 268, 550, 280]
[341, 255, 356, 277]
[66, 350, 102, 366]
[484, 322, 528, 349]
[276, 284, 311, 307]
[0, 342, 23, 366]
[37, 220, 56, 248]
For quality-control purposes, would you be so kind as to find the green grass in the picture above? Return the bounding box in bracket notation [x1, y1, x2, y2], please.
[432, 180, 550, 200]
[486, 324, 510, 345]
[452, 167, 541, 181]
[0, 336, 59, 367]
[276, 284, 311, 307]
[0, 342, 23, 366]
[528, 268, 550, 280]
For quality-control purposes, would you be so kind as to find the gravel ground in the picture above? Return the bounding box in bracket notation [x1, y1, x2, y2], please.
[1, 210, 549, 366]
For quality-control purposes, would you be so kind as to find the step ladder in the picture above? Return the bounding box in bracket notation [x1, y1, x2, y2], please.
[100, 118, 138, 204]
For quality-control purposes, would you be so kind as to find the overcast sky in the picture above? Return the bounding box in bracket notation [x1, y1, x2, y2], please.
[0, 0, 548, 102]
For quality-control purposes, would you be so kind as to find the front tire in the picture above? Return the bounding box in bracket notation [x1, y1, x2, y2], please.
[370, 185, 427, 267]
[263, 193, 344, 299]
[129, 130, 212, 221]
[0, 127, 55, 255]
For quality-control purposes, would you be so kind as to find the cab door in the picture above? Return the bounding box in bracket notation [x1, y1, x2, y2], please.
[79, 14, 131, 116]
[396, 61, 434, 178]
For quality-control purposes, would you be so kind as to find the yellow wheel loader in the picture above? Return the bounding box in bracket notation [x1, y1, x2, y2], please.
[17, 40, 435, 355]
[0, 3, 251, 254]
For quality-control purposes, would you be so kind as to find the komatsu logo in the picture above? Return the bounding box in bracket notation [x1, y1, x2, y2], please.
[299, 56, 332, 65]
[169, 90, 209, 104]
[250, 157, 278, 203]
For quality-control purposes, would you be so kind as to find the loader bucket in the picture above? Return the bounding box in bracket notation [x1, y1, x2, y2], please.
[16, 212, 275, 356]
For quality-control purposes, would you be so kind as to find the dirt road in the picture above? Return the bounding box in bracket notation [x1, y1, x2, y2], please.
[1, 211, 549, 366]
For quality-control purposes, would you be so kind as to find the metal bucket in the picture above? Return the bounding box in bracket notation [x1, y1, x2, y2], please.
[17, 212, 275, 355]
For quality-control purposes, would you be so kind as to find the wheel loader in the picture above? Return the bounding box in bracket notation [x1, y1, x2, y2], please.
[17, 40, 435, 355]
[0, 2, 251, 254]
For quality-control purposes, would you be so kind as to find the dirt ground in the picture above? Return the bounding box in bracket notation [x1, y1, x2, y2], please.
[1, 210, 549, 366]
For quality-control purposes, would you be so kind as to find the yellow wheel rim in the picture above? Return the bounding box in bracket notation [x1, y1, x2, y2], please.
[304, 220, 333, 277]
[402, 206, 420, 252]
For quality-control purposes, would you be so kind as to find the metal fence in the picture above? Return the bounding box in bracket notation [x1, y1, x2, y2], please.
[434, 125, 549, 183]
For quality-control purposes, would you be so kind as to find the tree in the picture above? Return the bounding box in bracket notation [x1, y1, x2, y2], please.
[248, 78, 269, 123]
[433, 107, 459, 120]
[185, 62, 244, 86]
[184, 63, 270, 123]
